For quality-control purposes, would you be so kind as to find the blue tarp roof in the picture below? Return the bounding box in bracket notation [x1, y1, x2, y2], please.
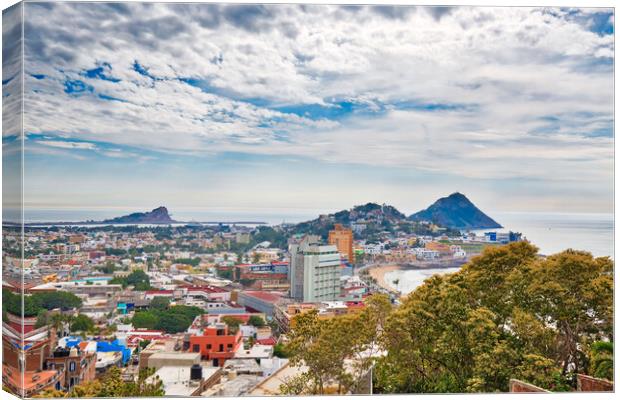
[97, 339, 131, 364]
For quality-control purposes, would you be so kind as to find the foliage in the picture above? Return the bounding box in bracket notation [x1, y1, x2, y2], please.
[36, 367, 164, 397]
[131, 311, 159, 330]
[589, 341, 613, 381]
[284, 294, 392, 395]
[273, 343, 289, 358]
[70, 314, 95, 332]
[221, 316, 243, 334]
[2, 289, 82, 318]
[375, 242, 613, 393]
[149, 296, 170, 310]
[218, 268, 233, 280]
[132, 305, 203, 333]
[248, 315, 266, 327]
[111, 270, 151, 290]
[96, 261, 116, 274]
[174, 257, 201, 267]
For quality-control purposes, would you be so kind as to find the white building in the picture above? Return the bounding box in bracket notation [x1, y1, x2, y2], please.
[289, 236, 341, 302]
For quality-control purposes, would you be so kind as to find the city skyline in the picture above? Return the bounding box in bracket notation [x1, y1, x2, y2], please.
[3, 4, 614, 214]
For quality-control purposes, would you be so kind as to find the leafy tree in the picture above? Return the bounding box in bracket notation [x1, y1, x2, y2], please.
[132, 311, 159, 330]
[156, 313, 192, 334]
[273, 343, 289, 358]
[32, 291, 83, 311]
[221, 316, 243, 334]
[282, 294, 391, 396]
[589, 341, 613, 381]
[376, 242, 613, 393]
[248, 315, 266, 327]
[149, 296, 170, 310]
[96, 261, 116, 274]
[174, 258, 201, 267]
[70, 314, 95, 333]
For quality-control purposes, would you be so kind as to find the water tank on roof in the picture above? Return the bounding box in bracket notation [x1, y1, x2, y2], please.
[190, 364, 202, 381]
[53, 347, 70, 358]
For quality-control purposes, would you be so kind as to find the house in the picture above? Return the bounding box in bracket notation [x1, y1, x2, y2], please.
[188, 319, 243, 367]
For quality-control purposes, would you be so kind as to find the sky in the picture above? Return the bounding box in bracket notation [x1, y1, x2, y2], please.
[2, 3, 615, 218]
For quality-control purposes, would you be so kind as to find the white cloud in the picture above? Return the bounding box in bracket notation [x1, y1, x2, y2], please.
[17, 4, 614, 210]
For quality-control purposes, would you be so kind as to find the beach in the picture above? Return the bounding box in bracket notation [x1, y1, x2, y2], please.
[366, 262, 466, 294]
[367, 264, 402, 292]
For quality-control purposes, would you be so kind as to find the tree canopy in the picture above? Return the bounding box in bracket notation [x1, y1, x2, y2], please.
[282, 242, 613, 394]
[376, 242, 613, 393]
[132, 305, 203, 333]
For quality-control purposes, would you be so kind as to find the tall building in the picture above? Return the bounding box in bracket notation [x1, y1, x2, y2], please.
[288, 235, 341, 302]
[328, 223, 354, 262]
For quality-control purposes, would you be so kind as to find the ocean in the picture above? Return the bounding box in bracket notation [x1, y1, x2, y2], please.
[482, 211, 613, 259]
[384, 211, 614, 295]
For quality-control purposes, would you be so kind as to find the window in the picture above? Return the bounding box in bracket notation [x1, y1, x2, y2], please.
[192, 344, 199, 352]
[69, 361, 76, 372]
[206, 344, 212, 350]
[219, 344, 224, 352]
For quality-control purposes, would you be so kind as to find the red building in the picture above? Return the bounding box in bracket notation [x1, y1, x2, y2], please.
[188, 322, 242, 367]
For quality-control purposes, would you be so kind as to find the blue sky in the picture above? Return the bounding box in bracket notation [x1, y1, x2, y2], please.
[2, 4, 614, 216]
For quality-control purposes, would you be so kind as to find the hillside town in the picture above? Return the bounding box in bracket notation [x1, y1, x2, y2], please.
[1, 200, 532, 397]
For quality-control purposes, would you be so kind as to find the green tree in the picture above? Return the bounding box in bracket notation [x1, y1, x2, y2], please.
[132, 311, 159, 330]
[248, 315, 266, 327]
[32, 291, 83, 311]
[221, 316, 243, 334]
[70, 314, 95, 333]
[376, 242, 613, 393]
[155, 313, 192, 334]
[589, 341, 613, 381]
[149, 296, 170, 310]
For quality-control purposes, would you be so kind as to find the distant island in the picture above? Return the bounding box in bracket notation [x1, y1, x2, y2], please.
[409, 192, 502, 229]
[5, 193, 501, 231]
[5, 206, 268, 227]
[102, 206, 176, 224]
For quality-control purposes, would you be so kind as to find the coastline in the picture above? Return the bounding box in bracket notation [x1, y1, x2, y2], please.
[366, 259, 470, 293]
[368, 265, 402, 292]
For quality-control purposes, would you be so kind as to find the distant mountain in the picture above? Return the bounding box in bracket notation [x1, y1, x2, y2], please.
[409, 192, 502, 229]
[102, 206, 175, 224]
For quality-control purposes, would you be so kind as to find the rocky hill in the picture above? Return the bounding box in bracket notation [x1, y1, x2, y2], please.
[102, 206, 175, 224]
[292, 202, 407, 238]
[408, 192, 501, 229]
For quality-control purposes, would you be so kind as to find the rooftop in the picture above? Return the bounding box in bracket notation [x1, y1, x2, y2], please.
[154, 365, 221, 397]
[241, 291, 284, 303]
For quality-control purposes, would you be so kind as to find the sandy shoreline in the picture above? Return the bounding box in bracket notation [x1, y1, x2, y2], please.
[366, 260, 469, 293]
[368, 264, 402, 292]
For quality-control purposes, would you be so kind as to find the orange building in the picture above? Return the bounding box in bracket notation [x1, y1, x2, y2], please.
[328, 224, 354, 262]
[188, 323, 243, 367]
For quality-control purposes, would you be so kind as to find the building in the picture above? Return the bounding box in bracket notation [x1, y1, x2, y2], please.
[150, 364, 222, 396]
[146, 352, 201, 370]
[328, 224, 354, 262]
[2, 323, 64, 397]
[237, 291, 284, 317]
[46, 345, 97, 391]
[188, 319, 243, 367]
[2, 315, 96, 397]
[289, 235, 342, 302]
